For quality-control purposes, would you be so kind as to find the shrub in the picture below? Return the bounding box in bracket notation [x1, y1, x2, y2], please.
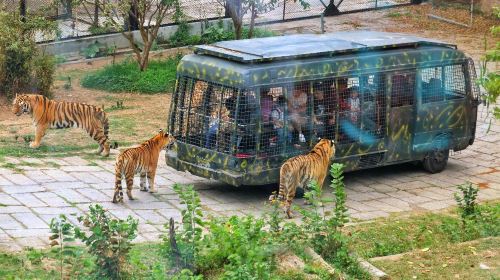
[81, 56, 180, 94]
[75, 204, 139, 279]
[0, 11, 56, 99]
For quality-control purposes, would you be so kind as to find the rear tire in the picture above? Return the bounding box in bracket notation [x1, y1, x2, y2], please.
[423, 148, 449, 173]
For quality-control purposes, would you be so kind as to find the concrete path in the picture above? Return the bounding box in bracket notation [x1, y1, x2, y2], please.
[0, 105, 499, 252]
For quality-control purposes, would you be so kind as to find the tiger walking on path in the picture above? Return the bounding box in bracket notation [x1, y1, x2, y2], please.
[113, 130, 175, 203]
[12, 94, 111, 156]
[270, 139, 336, 218]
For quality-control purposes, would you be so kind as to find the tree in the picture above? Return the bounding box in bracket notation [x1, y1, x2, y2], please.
[0, 9, 56, 99]
[76, 0, 178, 71]
[219, 0, 309, 40]
[478, 7, 499, 119]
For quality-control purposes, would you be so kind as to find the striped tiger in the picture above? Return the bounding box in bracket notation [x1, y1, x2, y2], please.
[269, 139, 336, 218]
[12, 94, 111, 156]
[112, 130, 175, 203]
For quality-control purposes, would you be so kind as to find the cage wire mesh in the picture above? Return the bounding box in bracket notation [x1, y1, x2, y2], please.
[428, 0, 475, 28]
[5, 0, 417, 40]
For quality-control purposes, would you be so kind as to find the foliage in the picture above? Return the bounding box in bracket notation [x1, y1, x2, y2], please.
[478, 6, 500, 119]
[217, 0, 308, 39]
[165, 184, 205, 270]
[74, 204, 139, 279]
[167, 22, 276, 48]
[81, 56, 180, 94]
[454, 182, 480, 224]
[0, 11, 56, 99]
[49, 214, 87, 280]
[295, 163, 369, 279]
[74, 0, 179, 71]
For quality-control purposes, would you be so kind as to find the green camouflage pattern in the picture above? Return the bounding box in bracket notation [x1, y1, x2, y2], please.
[167, 32, 478, 186]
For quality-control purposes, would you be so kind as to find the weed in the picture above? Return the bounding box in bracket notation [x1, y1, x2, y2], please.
[75, 204, 139, 279]
[454, 182, 480, 224]
[63, 76, 72, 90]
[49, 214, 82, 279]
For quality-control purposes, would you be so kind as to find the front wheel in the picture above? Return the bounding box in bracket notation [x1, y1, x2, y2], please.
[422, 148, 449, 173]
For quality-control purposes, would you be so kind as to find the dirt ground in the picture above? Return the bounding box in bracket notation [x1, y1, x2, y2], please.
[0, 3, 497, 154]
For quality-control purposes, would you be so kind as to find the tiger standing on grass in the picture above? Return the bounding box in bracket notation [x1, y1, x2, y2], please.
[12, 94, 111, 156]
[269, 139, 335, 218]
[113, 130, 175, 203]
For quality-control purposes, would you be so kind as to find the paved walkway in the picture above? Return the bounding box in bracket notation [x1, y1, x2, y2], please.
[1, 106, 499, 252]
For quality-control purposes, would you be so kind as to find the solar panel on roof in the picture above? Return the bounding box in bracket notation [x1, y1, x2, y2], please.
[192, 31, 457, 63]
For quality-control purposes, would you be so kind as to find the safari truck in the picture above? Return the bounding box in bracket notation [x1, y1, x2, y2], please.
[166, 31, 480, 186]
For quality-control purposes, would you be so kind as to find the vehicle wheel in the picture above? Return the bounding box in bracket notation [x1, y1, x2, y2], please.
[422, 148, 449, 173]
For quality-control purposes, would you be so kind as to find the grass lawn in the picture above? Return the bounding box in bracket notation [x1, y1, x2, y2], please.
[371, 237, 500, 280]
[80, 57, 180, 94]
[348, 202, 500, 259]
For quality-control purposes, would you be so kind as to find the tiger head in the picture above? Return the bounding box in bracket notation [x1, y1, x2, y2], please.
[154, 129, 176, 150]
[12, 94, 32, 116]
[315, 138, 336, 159]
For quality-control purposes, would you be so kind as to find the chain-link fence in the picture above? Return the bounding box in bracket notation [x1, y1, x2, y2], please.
[2, 0, 418, 41]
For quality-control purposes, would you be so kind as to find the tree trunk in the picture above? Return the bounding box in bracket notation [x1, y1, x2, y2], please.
[248, 5, 256, 39]
[234, 20, 242, 40]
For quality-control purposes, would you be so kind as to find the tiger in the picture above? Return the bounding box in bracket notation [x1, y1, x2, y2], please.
[269, 139, 336, 218]
[112, 130, 175, 203]
[12, 94, 111, 156]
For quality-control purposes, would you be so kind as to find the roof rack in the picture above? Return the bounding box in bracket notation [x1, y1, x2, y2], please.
[192, 31, 457, 63]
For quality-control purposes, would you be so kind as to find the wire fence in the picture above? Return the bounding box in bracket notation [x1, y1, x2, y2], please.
[2, 0, 417, 41]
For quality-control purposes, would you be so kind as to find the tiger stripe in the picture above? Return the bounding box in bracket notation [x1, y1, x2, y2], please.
[113, 130, 175, 203]
[12, 94, 111, 156]
[270, 139, 335, 218]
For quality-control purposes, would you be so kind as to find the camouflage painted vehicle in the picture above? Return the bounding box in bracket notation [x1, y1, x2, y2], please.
[166, 31, 480, 186]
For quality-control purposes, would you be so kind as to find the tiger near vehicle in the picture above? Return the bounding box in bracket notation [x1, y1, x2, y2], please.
[113, 130, 175, 203]
[166, 31, 480, 186]
[270, 138, 336, 218]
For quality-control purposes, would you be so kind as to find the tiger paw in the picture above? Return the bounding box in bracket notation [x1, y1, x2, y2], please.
[149, 188, 158, 193]
[140, 187, 148, 192]
[29, 142, 40, 148]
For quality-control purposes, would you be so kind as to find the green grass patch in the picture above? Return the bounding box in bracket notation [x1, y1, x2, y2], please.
[349, 202, 500, 259]
[109, 116, 137, 137]
[371, 237, 500, 280]
[80, 57, 180, 94]
[0, 141, 97, 161]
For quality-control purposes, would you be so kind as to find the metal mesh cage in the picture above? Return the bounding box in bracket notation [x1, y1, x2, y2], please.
[467, 58, 480, 101]
[421, 64, 467, 103]
[390, 71, 415, 107]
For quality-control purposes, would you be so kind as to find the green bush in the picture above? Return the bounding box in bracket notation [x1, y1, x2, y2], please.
[166, 23, 277, 48]
[81, 57, 180, 94]
[75, 204, 139, 279]
[0, 11, 56, 99]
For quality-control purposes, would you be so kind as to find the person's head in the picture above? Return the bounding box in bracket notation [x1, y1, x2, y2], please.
[293, 82, 308, 95]
[313, 82, 325, 100]
[276, 95, 286, 106]
[350, 86, 360, 99]
[337, 78, 348, 91]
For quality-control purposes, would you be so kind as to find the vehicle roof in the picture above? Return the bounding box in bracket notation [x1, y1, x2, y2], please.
[178, 32, 467, 88]
[192, 31, 457, 63]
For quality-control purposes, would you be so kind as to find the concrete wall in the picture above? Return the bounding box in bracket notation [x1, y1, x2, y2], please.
[39, 18, 233, 60]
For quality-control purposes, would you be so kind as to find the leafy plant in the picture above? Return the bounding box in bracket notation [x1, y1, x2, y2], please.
[170, 184, 204, 269]
[478, 7, 500, 119]
[75, 204, 139, 279]
[454, 182, 479, 225]
[49, 214, 80, 280]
